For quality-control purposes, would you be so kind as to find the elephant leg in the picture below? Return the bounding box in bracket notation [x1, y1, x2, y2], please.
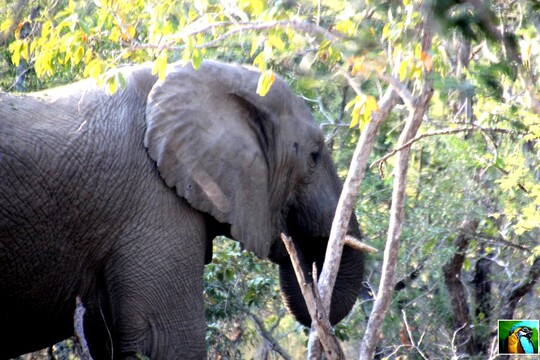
[102, 232, 207, 359]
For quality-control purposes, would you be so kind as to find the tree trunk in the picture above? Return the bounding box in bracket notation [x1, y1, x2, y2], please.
[442, 219, 479, 356]
[471, 255, 493, 355]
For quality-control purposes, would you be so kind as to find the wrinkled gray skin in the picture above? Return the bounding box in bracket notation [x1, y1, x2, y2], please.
[0, 61, 364, 359]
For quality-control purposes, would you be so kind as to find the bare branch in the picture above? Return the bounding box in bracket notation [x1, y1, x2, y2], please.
[339, 61, 415, 110]
[131, 20, 342, 52]
[402, 310, 429, 360]
[249, 313, 292, 360]
[375, 72, 416, 111]
[358, 7, 435, 358]
[280, 234, 344, 360]
[319, 86, 398, 312]
[335, 70, 364, 97]
[499, 256, 540, 320]
[370, 125, 523, 178]
[74, 297, 93, 360]
[461, 231, 532, 253]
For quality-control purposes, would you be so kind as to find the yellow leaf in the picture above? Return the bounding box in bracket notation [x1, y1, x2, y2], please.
[127, 25, 136, 38]
[20, 41, 29, 61]
[399, 59, 409, 81]
[348, 57, 365, 76]
[0, 18, 13, 33]
[35, 50, 54, 77]
[382, 23, 390, 40]
[365, 95, 379, 113]
[349, 103, 364, 129]
[345, 96, 359, 112]
[107, 75, 117, 95]
[30, 39, 38, 53]
[347, 96, 366, 129]
[109, 26, 121, 43]
[362, 95, 379, 129]
[73, 46, 85, 65]
[248, 0, 265, 16]
[253, 52, 266, 71]
[9, 40, 22, 66]
[256, 70, 275, 97]
[152, 50, 168, 80]
[268, 34, 285, 52]
[41, 21, 52, 39]
[84, 59, 105, 79]
[250, 36, 263, 57]
[84, 48, 93, 64]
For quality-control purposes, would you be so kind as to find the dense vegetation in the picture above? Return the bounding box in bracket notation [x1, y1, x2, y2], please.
[1, 0, 538, 358]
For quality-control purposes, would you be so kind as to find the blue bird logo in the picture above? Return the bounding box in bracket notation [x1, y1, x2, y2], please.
[503, 323, 536, 354]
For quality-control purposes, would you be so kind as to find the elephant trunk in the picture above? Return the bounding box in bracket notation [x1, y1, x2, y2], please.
[277, 211, 364, 326]
[273, 149, 365, 326]
[278, 237, 364, 326]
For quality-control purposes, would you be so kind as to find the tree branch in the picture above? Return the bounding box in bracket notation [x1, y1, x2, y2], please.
[249, 313, 292, 360]
[402, 310, 429, 360]
[358, 7, 435, 358]
[499, 256, 540, 320]
[74, 297, 93, 360]
[280, 234, 344, 360]
[370, 125, 524, 178]
[131, 20, 343, 52]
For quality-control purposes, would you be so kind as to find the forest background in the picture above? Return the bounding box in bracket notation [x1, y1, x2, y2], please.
[0, 0, 539, 359]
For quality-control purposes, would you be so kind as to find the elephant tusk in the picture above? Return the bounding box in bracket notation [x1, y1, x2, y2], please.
[344, 235, 377, 253]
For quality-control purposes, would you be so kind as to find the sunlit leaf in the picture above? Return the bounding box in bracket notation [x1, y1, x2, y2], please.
[192, 48, 203, 70]
[253, 52, 266, 70]
[267, 33, 285, 52]
[152, 50, 168, 80]
[382, 23, 390, 40]
[399, 59, 409, 81]
[363, 95, 379, 126]
[9, 40, 21, 67]
[250, 36, 264, 57]
[73, 46, 85, 65]
[256, 70, 275, 96]
[0, 18, 13, 33]
[107, 74, 118, 95]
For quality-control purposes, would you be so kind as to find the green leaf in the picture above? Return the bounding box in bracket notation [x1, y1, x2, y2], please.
[191, 48, 203, 70]
[107, 75, 117, 95]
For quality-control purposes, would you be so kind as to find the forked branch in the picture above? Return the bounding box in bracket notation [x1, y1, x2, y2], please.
[280, 234, 344, 360]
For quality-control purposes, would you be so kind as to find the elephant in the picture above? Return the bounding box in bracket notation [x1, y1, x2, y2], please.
[0, 60, 365, 359]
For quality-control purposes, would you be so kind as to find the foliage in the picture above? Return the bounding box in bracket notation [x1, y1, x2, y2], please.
[1, 0, 539, 358]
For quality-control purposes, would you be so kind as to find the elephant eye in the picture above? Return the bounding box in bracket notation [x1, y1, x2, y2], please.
[309, 151, 320, 168]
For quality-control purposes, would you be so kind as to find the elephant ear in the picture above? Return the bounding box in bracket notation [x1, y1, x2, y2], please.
[144, 61, 274, 258]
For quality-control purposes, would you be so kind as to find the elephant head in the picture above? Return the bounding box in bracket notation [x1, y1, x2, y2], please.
[144, 61, 364, 326]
